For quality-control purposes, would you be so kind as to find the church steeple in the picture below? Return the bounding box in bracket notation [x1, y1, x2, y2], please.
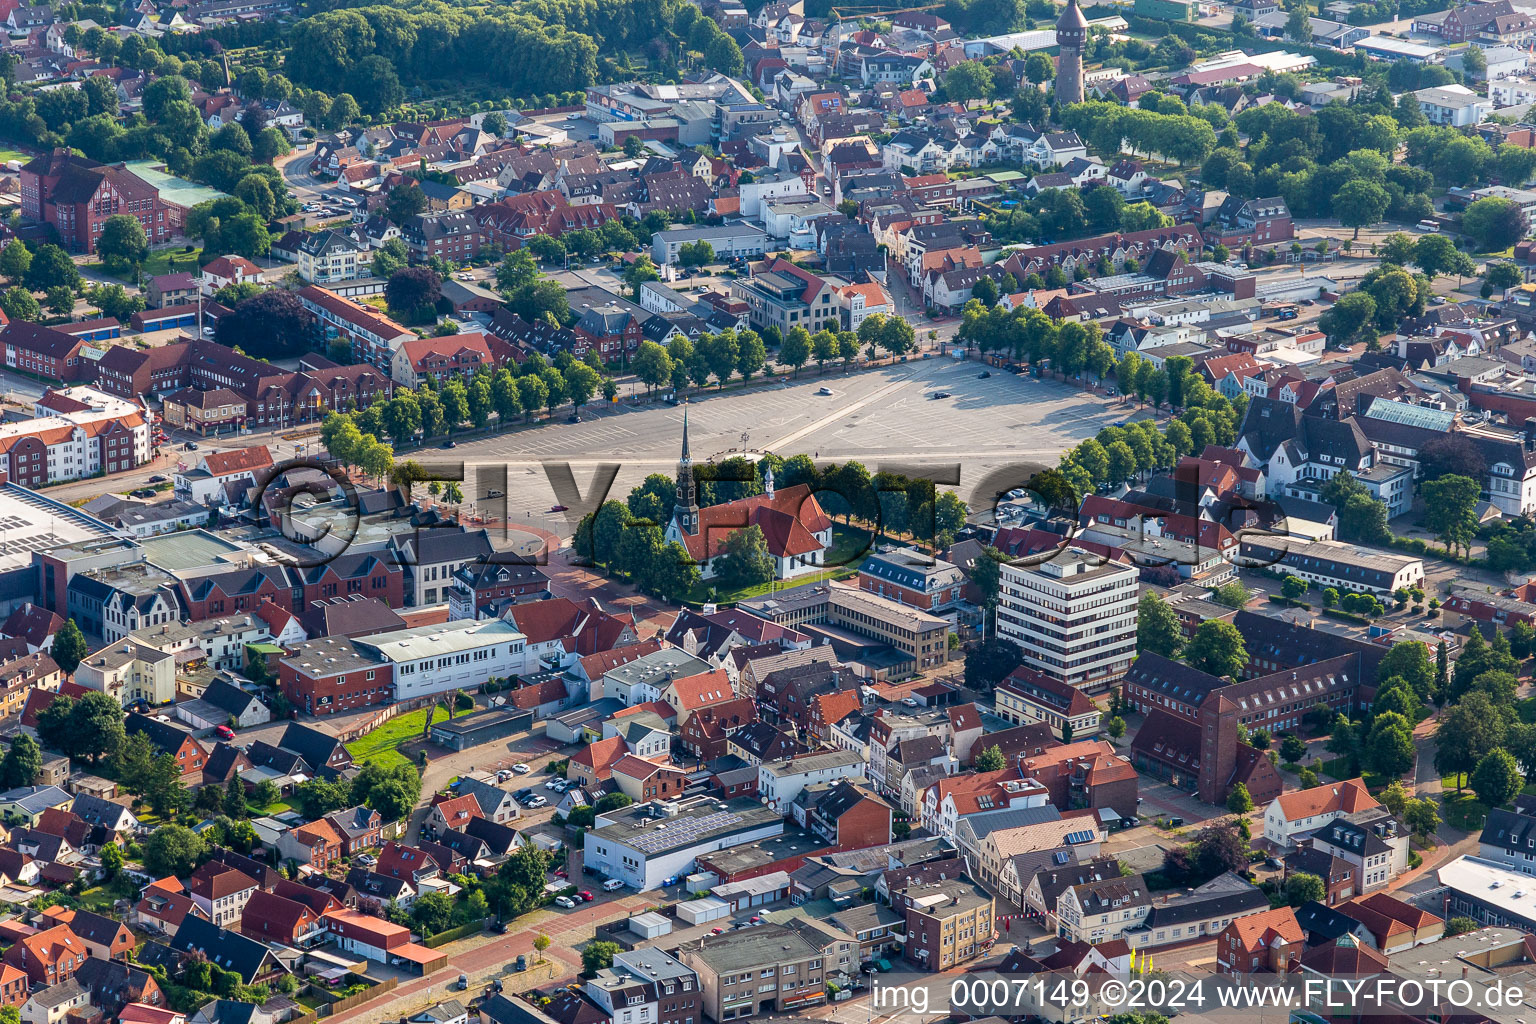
[675, 403, 700, 536]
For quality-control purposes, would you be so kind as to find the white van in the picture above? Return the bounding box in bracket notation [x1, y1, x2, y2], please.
[1417, 219, 1440, 232]
[602, 878, 625, 892]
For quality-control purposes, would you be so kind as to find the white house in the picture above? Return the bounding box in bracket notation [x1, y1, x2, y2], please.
[1261, 777, 1380, 848]
[1414, 83, 1492, 125]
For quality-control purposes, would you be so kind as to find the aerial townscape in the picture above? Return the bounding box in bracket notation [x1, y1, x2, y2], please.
[12, 0, 1536, 1021]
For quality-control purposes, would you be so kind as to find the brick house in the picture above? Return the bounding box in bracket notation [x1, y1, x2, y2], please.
[1215, 906, 1304, 974]
[802, 780, 892, 850]
[401, 211, 484, 262]
[277, 637, 392, 717]
[1016, 739, 1139, 818]
[296, 553, 404, 611]
[391, 332, 493, 389]
[278, 818, 344, 872]
[20, 150, 172, 254]
[2, 322, 92, 384]
[3, 924, 89, 986]
[240, 889, 324, 947]
[123, 715, 208, 777]
[572, 304, 645, 362]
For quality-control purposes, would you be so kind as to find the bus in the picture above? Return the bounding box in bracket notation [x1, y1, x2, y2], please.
[1417, 219, 1440, 232]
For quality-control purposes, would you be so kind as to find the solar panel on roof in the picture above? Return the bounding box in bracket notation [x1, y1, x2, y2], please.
[1053, 850, 1071, 864]
[1064, 830, 1095, 845]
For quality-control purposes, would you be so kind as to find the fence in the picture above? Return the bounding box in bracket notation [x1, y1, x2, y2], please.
[317, 977, 398, 1017]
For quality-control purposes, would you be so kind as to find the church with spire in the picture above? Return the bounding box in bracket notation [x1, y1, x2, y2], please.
[663, 406, 836, 581]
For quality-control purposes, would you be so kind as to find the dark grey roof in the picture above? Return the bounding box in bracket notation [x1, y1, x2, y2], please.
[171, 917, 280, 984]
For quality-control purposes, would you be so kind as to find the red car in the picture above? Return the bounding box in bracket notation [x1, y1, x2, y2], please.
[215, 725, 234, 739]
[577, 890, 594, 902]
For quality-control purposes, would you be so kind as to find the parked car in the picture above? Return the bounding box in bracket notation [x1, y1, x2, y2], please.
[817, 386, 833, 395]
[526, 795, 547, 808]
[554, 895, 577, 909]
[978, 371, 991, 378]
[357, 853, 376, 866]
[514, 788, 534, 799]
[148, 475, 167, 483]
[931, 391, 951, 399]
[602, 878, 625, 891]
[512, 763, 530, 774]
[577, 890, 594, 902]
[215, 725, 234, 739]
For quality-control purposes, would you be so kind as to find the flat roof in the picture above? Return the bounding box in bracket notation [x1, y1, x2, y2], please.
[696, 829, 829, 874]
[358, 619, 526, 663]
[589, 797, 780, 857]
[141, 530, 252, 573]
[429, 706, 533, 736]
[124, 161, 232, 210]
[0, 482, 119, 573]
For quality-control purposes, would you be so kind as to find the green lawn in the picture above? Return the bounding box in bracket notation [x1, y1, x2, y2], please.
[82, 245, 203, 284]
[1441, 789, 1489, 832]
[346, 706, 449, 770]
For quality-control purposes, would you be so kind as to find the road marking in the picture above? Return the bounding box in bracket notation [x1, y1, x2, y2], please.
[763, 373, 917, 452]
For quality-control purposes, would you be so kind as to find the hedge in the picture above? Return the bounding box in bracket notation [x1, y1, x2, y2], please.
[423, 919, 487, 948]
[1321, 608, 1373, 625]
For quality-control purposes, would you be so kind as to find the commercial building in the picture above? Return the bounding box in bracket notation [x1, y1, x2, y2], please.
[583, 797, 783, 891]
[676, 924, 828, 1020]
[297, 286, 416, 372]
[651, 224, 769, 266]
[857, 547, 965, 615]
[994, 550, 1138, 694]
[890, 876, 995, 970]
[279, 619, 532, 713]
[741, 582, 951, 676]
[1236, 537, 1424, 595]
[0, 387, 151, 487]
[428, 706, 535, 751]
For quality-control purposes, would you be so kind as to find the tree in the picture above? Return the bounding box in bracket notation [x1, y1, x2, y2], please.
[1367, 712, 1416, 777]
[1414, 233, 1476, 279]
[25, 245, 79, 293]
[0, 734, 39, 789]
[99, 841, 123, 880]
[1333, 179, 1389, 239]
[369, 238, 408, 279]
[622, 254, 660, 297]
[964, 637, 1022, 689]
[1318, 291, 1377, 346]
[780, 327, 810, 375]
[386, 266, 441, 318]
[583, 940, 621, 974]
[1434, 691, 1507, 791]
[51, 618, 87, 674]
[225, 773, 247, 819]
[386, 182, 428, 226]
[0, 288, 37, 324]
[1107, 716, 1126, 739]
[1184, 620, 1247, 679]
[533, 933, 552, 961]
[714, 525, 774, 589]
[1484, 261, 1524, 298]
[0, 241, 30, 283]
[1463, 196, 1527, 252]
[1378, 641, 1434, 701]
[677, 240, 714, 267]
[1284, 872, 1326, 906]
[1211, 582, 1253, 609]
[413, 892, 455, 935]
[144, 824, 205, 876]
[88, 284, 145, 322]
[1227, 782, 1254, 814]
[1401, 796, 1440, 843]
[1420, 433, 1487, 484]
[1280, 733, 1308, 764]
[944, 61, 994, 105]
[1281, 575, 1308, 601]
[976, 745, 1006, 772]
[1423, 474, 1480, 557]
[1473, 749, 1524, 808]
[216, 290, 313, 359]
[1137, 591, 1184, 658]
[97, 215, 149, 273]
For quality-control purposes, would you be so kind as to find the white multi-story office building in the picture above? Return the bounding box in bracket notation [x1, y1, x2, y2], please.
[995, 550, 1138, 694]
